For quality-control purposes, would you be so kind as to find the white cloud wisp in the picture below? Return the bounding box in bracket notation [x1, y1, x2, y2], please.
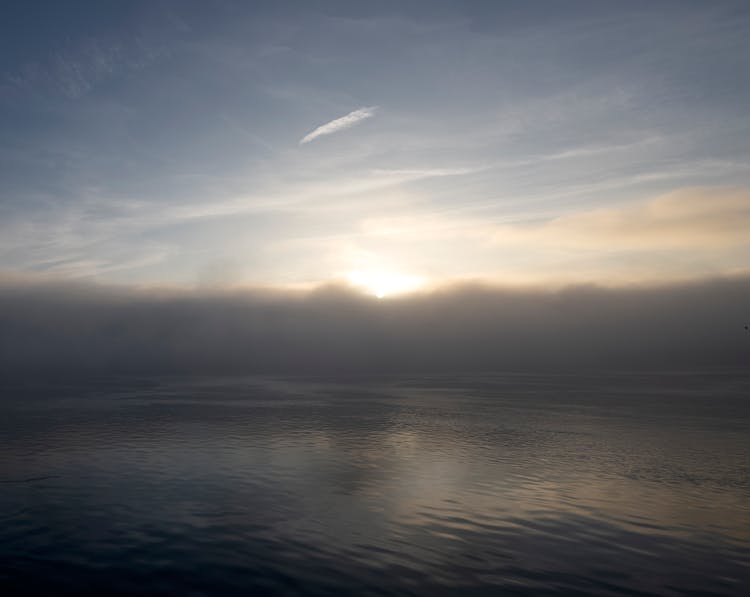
[299, 106, 377, 145]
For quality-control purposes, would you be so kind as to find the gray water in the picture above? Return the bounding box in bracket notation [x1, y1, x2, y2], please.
[1, 373, 749, 595]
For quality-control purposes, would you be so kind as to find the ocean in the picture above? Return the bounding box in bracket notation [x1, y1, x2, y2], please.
[1, 373, 749, 595]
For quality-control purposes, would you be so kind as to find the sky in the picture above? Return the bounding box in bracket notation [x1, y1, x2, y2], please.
[1, 0, 750, 297]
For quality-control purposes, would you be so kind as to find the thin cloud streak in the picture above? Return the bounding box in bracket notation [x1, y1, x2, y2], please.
[299, 106, 378, 145]
[491, 188, 750, 250]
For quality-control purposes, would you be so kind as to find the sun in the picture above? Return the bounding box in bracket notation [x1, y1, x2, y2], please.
[347, 270, 424, 298]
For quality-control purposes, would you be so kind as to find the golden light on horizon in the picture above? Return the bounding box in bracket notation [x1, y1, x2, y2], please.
[346, 270, 424, 298]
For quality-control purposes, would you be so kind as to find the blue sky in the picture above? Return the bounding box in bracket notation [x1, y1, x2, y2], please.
[2, 1, 749, 294]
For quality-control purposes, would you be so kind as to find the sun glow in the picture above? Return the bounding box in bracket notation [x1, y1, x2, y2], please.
[347, 270, 424, 298]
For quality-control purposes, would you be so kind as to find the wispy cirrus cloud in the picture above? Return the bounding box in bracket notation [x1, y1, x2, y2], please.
[490, 187, 750, 250]
[299, 106, 377, 145]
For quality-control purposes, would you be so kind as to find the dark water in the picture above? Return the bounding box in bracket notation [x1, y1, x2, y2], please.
[1, 373, 749, 595]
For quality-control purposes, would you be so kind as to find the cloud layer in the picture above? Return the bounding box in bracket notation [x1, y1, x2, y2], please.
[492, 188, 750, 250]
[299, 106, 377, 144]
[0, 275, 747, 378]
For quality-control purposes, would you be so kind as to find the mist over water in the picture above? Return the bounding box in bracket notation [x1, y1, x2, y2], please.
[1, 276, 749, 376]
[3, 1, 750, 593]
[2, 373, 749, 595]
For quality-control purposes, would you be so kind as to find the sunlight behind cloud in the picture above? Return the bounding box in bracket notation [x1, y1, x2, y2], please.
[346, 270, 424, 298]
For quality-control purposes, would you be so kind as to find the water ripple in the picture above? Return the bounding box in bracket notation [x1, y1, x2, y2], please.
[1, 373, 749, 594]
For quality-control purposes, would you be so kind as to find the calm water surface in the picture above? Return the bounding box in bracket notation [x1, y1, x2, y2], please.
[1, 373, 749, 595]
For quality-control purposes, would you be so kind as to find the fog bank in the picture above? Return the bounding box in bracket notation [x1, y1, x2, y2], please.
[0, 276, 748, 377]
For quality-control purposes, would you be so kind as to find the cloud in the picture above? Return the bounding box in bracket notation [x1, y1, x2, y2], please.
[0, 274, 748, 378]
[6, 34, 166, 99]
[492, 188, 750, 251]
[299, 106, 378, 145]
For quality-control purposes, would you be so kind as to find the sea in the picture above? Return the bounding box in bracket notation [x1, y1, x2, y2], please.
[1, 372, 749, 595]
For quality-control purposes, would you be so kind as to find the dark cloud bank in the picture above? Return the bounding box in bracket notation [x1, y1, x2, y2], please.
[0, 276, 748, 378]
